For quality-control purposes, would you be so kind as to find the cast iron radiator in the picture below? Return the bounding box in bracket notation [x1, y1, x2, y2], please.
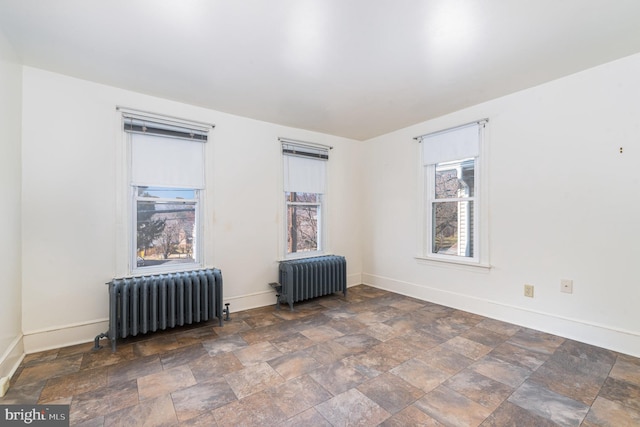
[276, 255, 347, 310]
[95, 268, 223, 351]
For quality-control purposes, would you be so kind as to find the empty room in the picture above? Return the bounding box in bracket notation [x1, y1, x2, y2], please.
[1, 1, 639, 425]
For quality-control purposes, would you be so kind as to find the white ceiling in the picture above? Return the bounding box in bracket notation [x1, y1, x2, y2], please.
[1, 1, 640, 140]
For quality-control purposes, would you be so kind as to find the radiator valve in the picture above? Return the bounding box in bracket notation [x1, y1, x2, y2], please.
[223, 303, 231, 321]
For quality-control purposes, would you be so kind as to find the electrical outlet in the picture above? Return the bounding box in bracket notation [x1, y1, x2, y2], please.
[561, 279, 573, 294]
[524, 284, 534, 298]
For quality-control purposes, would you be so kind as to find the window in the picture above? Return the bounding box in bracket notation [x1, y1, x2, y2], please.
[432, 158, 475, 257]
[134, 187, 198, 268]
[281, 139, 329, 257]
[123, 111, 210, 273]
[419, 121, 487, 265]
[286, 192, 321, 253]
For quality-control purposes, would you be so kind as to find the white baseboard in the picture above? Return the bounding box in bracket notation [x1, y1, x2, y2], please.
[0, 334, 24, 397]
[0, 376, 9, 397]
[224, 289, 278, 313]
[362, 273, 640, 358]
[23, 320, 109, 354]
[226, 273, 361, 313]
[347, 273, 362, 287]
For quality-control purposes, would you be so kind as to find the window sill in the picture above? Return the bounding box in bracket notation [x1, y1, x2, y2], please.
[278, 252, 332, 262]
[414, 255, 491, 272]
[131, 262, 203, 277]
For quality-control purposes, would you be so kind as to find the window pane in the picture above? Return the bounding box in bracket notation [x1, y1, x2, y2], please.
[285, 192, 319, 203]
[138, 187, 196, 200]
[137, 199, 196, 267]
[432, 200, 474, 257]
[287, 204, 319, 253]
[435, 159, 475, 199]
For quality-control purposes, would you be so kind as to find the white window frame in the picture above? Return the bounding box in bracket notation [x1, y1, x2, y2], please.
[284, 192, 325, 259]
[416, 120, 490, 269]
[131, 186, 202, 275]
[426, 158, 478, 262]
[118, 107, 212, 275]
[280, 138, 329, 260]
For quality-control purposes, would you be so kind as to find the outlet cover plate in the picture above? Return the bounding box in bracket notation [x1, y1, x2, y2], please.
[561, 279, 573, 294]
[524, 284, 534, 298]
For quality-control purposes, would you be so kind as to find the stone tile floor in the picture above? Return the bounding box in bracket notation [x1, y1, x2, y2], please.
[2, 285, 640, 426]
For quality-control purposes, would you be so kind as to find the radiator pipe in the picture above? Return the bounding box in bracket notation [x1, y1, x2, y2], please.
[93, 332, 108, 351]
[269, 282, 283, 310]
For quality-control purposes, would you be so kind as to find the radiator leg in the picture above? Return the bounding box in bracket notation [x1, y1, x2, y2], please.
[92, 332, 108, 351]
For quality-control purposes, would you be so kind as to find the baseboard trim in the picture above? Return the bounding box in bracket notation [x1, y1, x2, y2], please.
[347, 273, 362, 287]
[23, 319, 109, 354]
[224, 290, 277, 313]
[0, 334, 24, 397]
[362, 273, 640, 358]
[225, 273, 361, 313]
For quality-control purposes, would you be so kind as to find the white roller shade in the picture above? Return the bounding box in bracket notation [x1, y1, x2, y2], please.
[421, 122, 481, 165]
[284, 155, 326, 194]
[282, 141, 328, 194]
[131, 133, 205, 189]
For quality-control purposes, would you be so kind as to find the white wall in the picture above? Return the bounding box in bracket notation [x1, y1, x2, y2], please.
[0, 28, 23, 388]
[14, 48, 640, 358]
[21, 67, 363, 352]
[363, 53, 640, 357]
